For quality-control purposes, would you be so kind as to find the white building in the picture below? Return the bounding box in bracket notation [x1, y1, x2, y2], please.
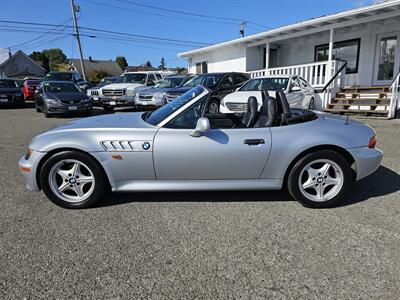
[179, 0, 400, 118]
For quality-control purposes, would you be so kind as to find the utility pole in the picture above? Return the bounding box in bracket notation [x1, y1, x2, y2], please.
[70, 0, 86, 80]
[240, 21, 247, 38]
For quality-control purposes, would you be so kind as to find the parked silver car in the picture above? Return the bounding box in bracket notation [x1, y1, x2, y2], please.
[19, 86, 382, 209]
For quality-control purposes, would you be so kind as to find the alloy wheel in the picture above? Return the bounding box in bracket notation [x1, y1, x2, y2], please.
[48, 159, 95, 203]
[298, 159, 344, 202]
[208, 102, 219, 114]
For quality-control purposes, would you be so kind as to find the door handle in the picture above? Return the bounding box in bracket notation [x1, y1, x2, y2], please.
[244, 139, 265, 145]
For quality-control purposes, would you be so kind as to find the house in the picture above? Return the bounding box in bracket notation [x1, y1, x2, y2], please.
[179, 0, 400, 118]
[68, 57, 123, 77]
[124, 65, 158, 72]
[0, 50, 46, 79]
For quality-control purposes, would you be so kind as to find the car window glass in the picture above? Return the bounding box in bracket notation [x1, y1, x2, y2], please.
[291, 77, 300, 89]
[164, 95, 207, 129]
[156, 74, 162, 80]
[220, 75, 234, 87]
[235, 74, 249, 84]
[147, 74, 155, 84]
[239, 78, 289, 91]
[299, 77, 311, 88]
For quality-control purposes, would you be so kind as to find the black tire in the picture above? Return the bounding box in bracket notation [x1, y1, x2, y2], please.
[39, 151, 109, 209]
[103, 106, 115, 112]
[207, 99, 220, 114]
[36, 105, 41, 113]
[43, 110, 51, 118]
[287, 150, 352, 208]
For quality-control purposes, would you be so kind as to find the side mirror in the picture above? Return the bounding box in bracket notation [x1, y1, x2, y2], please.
[291, 86, 301, 92]
[190, 117, 210, 137]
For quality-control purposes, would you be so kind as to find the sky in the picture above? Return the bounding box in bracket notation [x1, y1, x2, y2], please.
[0, 0, 376, 68]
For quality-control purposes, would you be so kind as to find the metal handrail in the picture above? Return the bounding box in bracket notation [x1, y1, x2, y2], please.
[388, 71, 400, 119]
[389, 70, 400, 90]
[317, 59, 347, 93]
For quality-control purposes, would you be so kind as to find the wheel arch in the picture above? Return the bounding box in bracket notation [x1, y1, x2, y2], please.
[35, 147, 111, 190]
[283, 144, 357, 186]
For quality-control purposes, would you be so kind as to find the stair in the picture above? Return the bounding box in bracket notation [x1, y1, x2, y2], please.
[323, 86, 391, 118]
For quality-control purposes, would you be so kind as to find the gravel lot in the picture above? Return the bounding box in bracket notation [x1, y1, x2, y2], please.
[1, 104, 399, 299]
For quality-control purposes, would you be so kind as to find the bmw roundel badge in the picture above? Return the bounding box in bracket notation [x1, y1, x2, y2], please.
[142, 142, 151, 150]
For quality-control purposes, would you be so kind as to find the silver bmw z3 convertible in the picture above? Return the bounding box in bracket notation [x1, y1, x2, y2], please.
[19, 86, 383, 209]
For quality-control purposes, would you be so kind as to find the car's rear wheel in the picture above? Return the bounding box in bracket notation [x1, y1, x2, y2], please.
[207, 99, 219, 114]
[40, 151, 109, 209]
[287, 150, 352, 208]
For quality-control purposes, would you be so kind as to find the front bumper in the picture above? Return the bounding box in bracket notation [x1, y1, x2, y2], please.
[0, 95, 24, 105]
[348, 147, 383, 180]
[134, 97, 165, 108]
[99, 96, 135, 107]
[19, 151, 48, 192]
[46, 102, 92, 114]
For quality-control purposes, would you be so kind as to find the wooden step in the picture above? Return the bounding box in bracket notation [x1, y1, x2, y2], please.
[340, 86, 389, 92]
[324, 108, 388, 115]
[332, 98, 390, 101]
[328, 103, 389, 108]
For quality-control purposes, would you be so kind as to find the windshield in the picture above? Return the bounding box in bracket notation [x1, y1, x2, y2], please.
[0, 80, 18, 88]
[26, 80, 39, 86]
[44, 82, 81, 93]
[183, 74, 224, 88]
[45, 73, 74, 81]
[98, 78, 117, 87]
[240, 78, 289, 91]
[118, 73, 147, 84]
[154, 77, 183, 88]
[144, 86, 205, 126]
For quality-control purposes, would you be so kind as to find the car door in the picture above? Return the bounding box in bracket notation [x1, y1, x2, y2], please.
[286, 76, 304, 108]
[153, 97, 272, 180]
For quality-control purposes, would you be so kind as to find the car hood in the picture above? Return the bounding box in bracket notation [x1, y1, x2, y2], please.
[0, 88, 21, 95]
[101, 83, 143, 90]
[166, 86, 192, 94]
[50, 112, 155, 132]
[139, 86, 178, 95]
[46, 92, 86, 102]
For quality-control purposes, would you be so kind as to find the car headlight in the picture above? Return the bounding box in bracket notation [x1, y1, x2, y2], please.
[153, 92, 165, 101]
[44, 98, 59, 105]
[126, 89, 135, 96]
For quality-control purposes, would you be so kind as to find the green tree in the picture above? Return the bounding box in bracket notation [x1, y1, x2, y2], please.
[158, 57, 166, 70]
[116, 56, 128, 70]
[88, 69, 111, 83]
[29, 51, 50, 72]
[144, 60, 152, 68]
[42, 48, 67, 70]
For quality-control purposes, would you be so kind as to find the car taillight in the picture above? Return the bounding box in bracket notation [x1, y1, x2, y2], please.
[368, 135, 377, 148]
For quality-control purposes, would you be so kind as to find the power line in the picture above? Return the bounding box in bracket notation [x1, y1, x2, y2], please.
[0, 19, 211, 46]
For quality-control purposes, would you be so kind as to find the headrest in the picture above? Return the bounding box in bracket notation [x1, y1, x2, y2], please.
[247, 96, 258, 113]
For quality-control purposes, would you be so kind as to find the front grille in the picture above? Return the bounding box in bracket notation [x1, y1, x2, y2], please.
[102, 89, 125, 97]
[139, 94, 153, 100]
[91, 90, 99, 96]
[0, 95, 11, 102]
[226, 102, 247, 112]
[59, 99, 82, 104]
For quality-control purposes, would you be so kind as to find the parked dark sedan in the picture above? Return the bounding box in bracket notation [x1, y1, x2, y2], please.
[0, 78, 24, 107]
[35, 81, 92, 118]
[165, 72, 249, 113]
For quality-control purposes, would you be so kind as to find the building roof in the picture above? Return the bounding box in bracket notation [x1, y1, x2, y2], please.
[0, 50, 46, 71]
[179, 0, 400, 57]
[69, 58, 123, 76]
[125, 65, 158, 72]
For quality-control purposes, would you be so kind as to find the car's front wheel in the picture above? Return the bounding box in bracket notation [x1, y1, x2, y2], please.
[287, 150, 352, 208]
[207, 99, 219, 114]
[40, 151, 109, 209]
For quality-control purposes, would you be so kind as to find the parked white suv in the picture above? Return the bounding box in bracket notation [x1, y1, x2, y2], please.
[220, 75, 315, 113]
[98, 72, 163, 111]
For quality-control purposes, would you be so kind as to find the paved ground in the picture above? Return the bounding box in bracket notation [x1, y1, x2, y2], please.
[1, 104, 399, 299]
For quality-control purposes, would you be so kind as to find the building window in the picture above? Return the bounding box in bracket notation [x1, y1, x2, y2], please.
[315, 38, 360, 74]
[195, 61, 208, 74]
